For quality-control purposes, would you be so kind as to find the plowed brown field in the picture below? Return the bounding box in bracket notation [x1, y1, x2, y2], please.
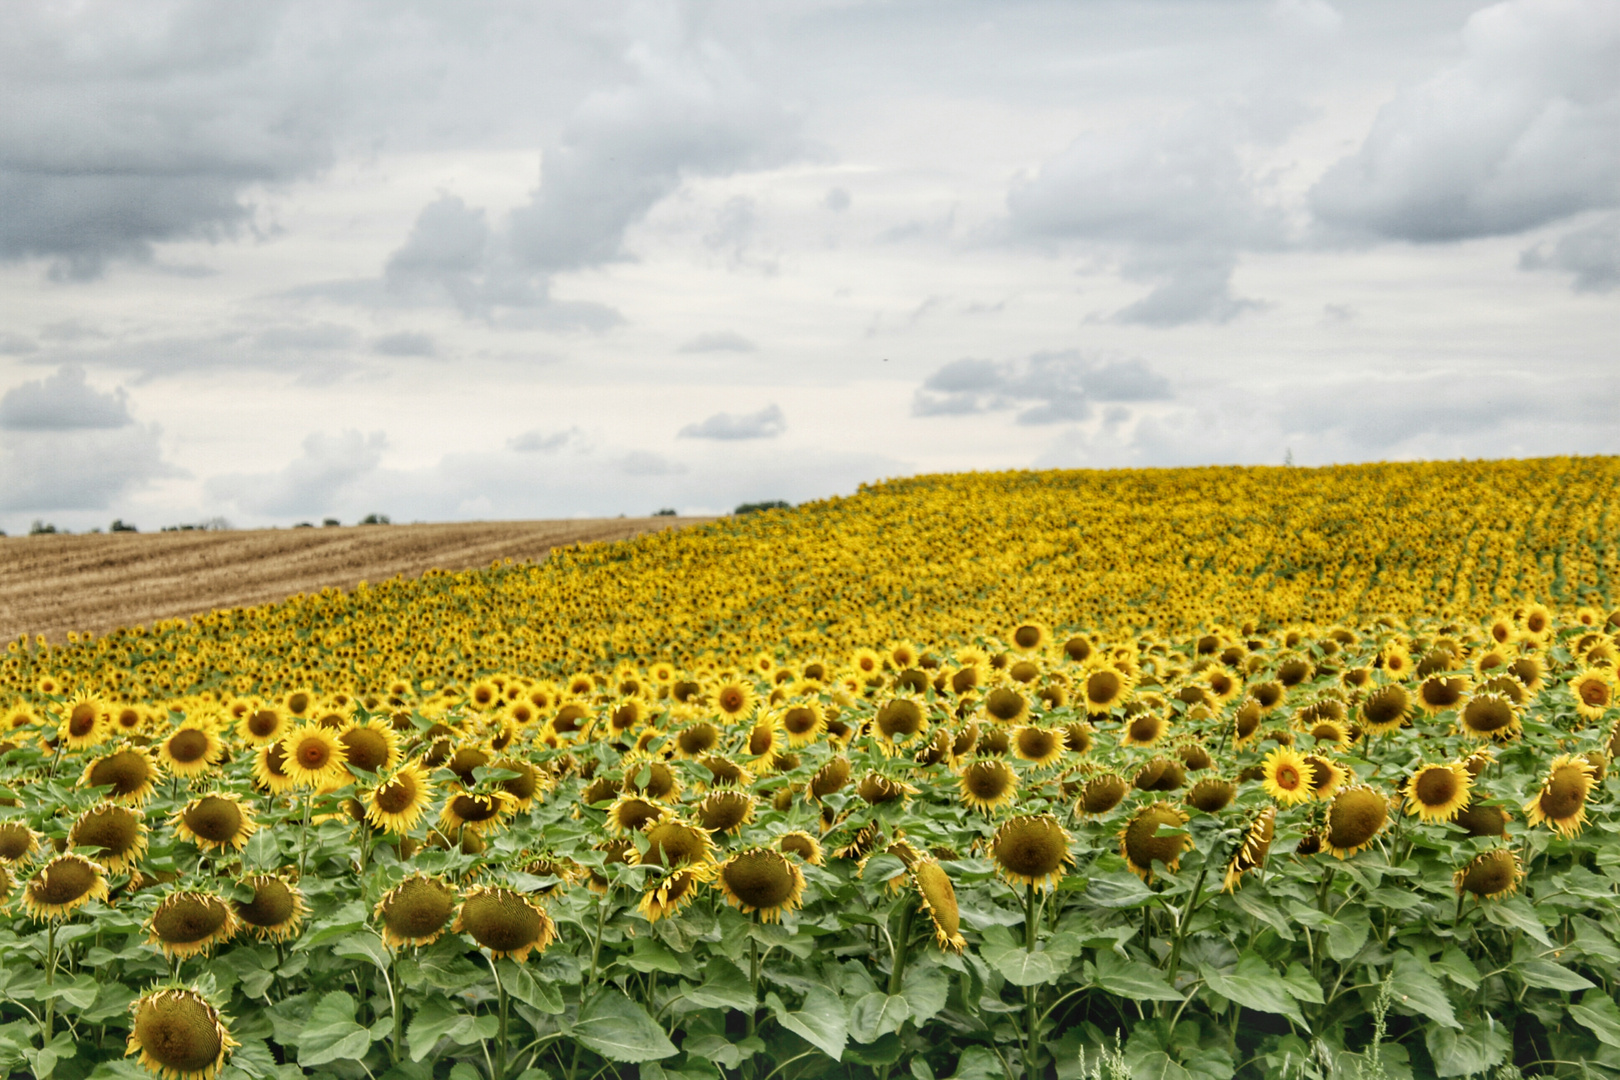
[0, 517, 709, 644]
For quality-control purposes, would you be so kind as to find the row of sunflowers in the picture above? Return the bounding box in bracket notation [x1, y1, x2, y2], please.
[0, 459, 1618, 1080]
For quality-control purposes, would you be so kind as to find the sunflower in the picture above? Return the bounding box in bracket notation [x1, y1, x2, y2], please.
[1359, 685, 1411, 737]
[338, 719, 400, 776]
[1305, 719, 1351, 750]
[280, 726, 348, 789]
[375, 874, 458, 948]
[715, 848, 806, 923]
[1120, 712, 1168, 748]
[1568, 667, 1617, 722]
[147, 891, 239, 959]
[455, 886, 557, 962]
[777, 830, 825, 866]
[439, 790, 517, 836]
[638, 818, 715, 869]
[745, 714, 784, 761]
[1009, 621, 1050, 654]
[1260, 747, 1315, 807]
[982, 687, 1030, 726]
[1404, 762, 1472, 823]
[856, 772, 919, 806]
[1323, 785, 1388, 859]
[172, 793, 258, 853]
[1302, 754, 1345, 800]
[992, 814, 1074, 890]
[911, 857, 966, 951]
[1011, 725, 1066, 768]
[714, 680, 756, 722]
[1118, 803, 1190, 882]
[81, 745, 162, 805]
[250, 740, 298, 795]
[1523, 753, 1597, 837]
[70, 801, 149, 874]
[1222, 807, 1276, 892]
[159, 724, 222, 778]
[779, 703, 826, 747]
[1416, 674, 1471, 714]
[695, 789, 757, 834]
[607, 794, 669, 835]
[1453, 797, 1511, 838]
[1457, 693, 1521, 742]
[1454, 848, 1523, 901]
[235, 702, 288, 747]
[57, 690, 111, 751]
[638, 865, 713, 923]
[622, 758, 682, 802]
[234, 874, 307, 942]
[1133, 756, 1187, 792]
[958, 758, 1018, 812]
[126, 987, 238, 1080]
[1081, 666, 1133, 715]
[873, 697, 929, 752]
[809, 756, 852, 800]
[23, 852, 108, 920]
[0, 821, 43, 865]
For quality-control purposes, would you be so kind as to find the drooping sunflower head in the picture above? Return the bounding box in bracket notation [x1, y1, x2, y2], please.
[375, 874, 458, 948]
[1185, 776, 1237, 814]
[1454, 848, 1523, 901]
[172, 793, 257, 853]
[439, 790, 517, 837]
[1260, 746, 1315, 807]
[622, 758, 681, 802]
[338, 719, 400, 776]
[638, 865, 712, 923]
[982, 687, 1030, 726]
[147, 890, 239, 959]
[1081, 666, 1133, 716]
[873, 697, 929, 751]
[1523, 753, 1596, 837]
[160, 724, 223, 778]
[958, 758, 1019, 813]
[233, 874, 307, 942]
[1404, 762, 1471, 823]
[1118, 803, 1190, 882]
[236, 702, 288, 747]
[1457, 693, 1521, 742]
[777, 830, 825, 866]
[1120, 711, 1168, 748]
[70, 801, 150, 874]
[1222, 807, 1276, 892]
[81, 745, 163, 805]
[1324, 785, 1388, 859]
[1077, 772, 1130, 817]
[808, 755, 851, 801]
[1233, 698, 1264, 747]
[695, 789, 757, 834]
[779, 702, 826, 747]
[126, 987, 238, 1080]
[1133, 756, 1187, 793]
[454, 886, 557, 962]
[911, 858, 966, 951]
[991, 814, 1074, 890]
[23, 852, 109, 920]
[856, 771, 919, 806]
[0, 821, 43, 865]
[1012, 725, 1066, 769]
[1452, 796, 1510, 838]
[638, 818, 715, 869]
[672, 721, 722, 760]
[715, 848, 806, 922]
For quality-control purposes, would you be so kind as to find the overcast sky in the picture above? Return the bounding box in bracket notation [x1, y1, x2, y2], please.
[1, 0, 1617, 532]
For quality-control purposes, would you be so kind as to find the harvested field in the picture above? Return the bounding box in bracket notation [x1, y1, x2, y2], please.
[0, 516, 708, 644]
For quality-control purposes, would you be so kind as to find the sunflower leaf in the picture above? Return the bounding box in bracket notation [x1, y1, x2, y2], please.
[1198, 956, 1305, 1026]
[848, 992, 911, 1044]
[299, 990, 376, 1067]
[332, 930, 392, 973]
[1515, 958, 1595, 992]
[1482, 895, 1553, 947]
[982, 942, 1065, 988]
[1090, 951, 1183, 1002]
[1570, 989, 1620, 1048]
[1388, 951, 1461, 1031]
[1425, 1016, 1511, 1078]
[499, 959, 564, 1014]
[571, 989, 678, 1063]
[768, 985, 848, 1060]
[900, 964, 950, 1023]
[681, 958, 755, 1011]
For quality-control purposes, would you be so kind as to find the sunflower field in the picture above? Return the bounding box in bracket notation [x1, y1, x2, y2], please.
[2, 456, 1620, 1080]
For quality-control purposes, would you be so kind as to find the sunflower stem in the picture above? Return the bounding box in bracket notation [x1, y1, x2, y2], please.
[888, 899, 915, 997]
[296, 792, 314, 880]
[1024, 882, 1040, 1080]
[488, 953, 510, 1080]
[1164, 857, 1211, 987]
[41, 921, 56, 1044]
[385, 949, 402, 1066]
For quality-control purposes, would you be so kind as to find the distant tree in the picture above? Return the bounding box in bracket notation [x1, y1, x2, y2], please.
[323, 518, 341, 527]
[734, 500, 792, 515]
[654, 508, 678, 516]
[294, 522, 314, 528]
[29, 520, 57, 535]
[359, 513, 391, 525]
[110, 519, 138, 532]
[201, 517, 233, 532]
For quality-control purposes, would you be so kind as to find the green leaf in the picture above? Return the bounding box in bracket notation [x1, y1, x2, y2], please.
[901, 965, 949, 1024]
[1091, 951, 1184, 1002]
[571, 989, 678, 1063]
[942, 1046, 1003, 1080]
[769, 986, 847, 1061]
[1227, 888, 1293, 940]
[1125, 1053, 1192, 1080]
[1482, 895, 1553, 947]
[299, 991, 376, 1067]
[243, 828, 279, 871]
[681, 958, 755, 1012]
[1280, 963, 1324, 1005]
[497, 960, 564, 1014]
[332, 931, 392, 972]
[1083, 871, 1157, 909]
[682, 1034, 747, 1070]
[1426, 1017, 1511, 1078]
[627, 936, 684, 975]
[982, 941, 1066, 987]
[1198, 957, 1305, 1026]
[1388, 951, 1461, 1031]
[406, 1000, 497, 1062]
[1571, 990, 1620, 1048]
[1324, 909, 1369, 961]
[1516, 958, 1596, 992]
[849, 992, 911, 1044]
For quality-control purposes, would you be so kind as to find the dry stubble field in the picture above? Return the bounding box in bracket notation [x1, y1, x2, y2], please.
[0, 516, 708, 645]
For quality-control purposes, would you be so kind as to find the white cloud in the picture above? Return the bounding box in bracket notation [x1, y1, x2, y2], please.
[1520, 213, 1620, 292]
[206, 429, 388, 517]
[372, 331, 440, 358]
[1311, 0, 1620, 244]
[678, 404, 785, 440]
[677, 330, 756, 353]
[0, 366, 131, 430]
[913, 352, 1172, 425]
[509, 427, 578, 453]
